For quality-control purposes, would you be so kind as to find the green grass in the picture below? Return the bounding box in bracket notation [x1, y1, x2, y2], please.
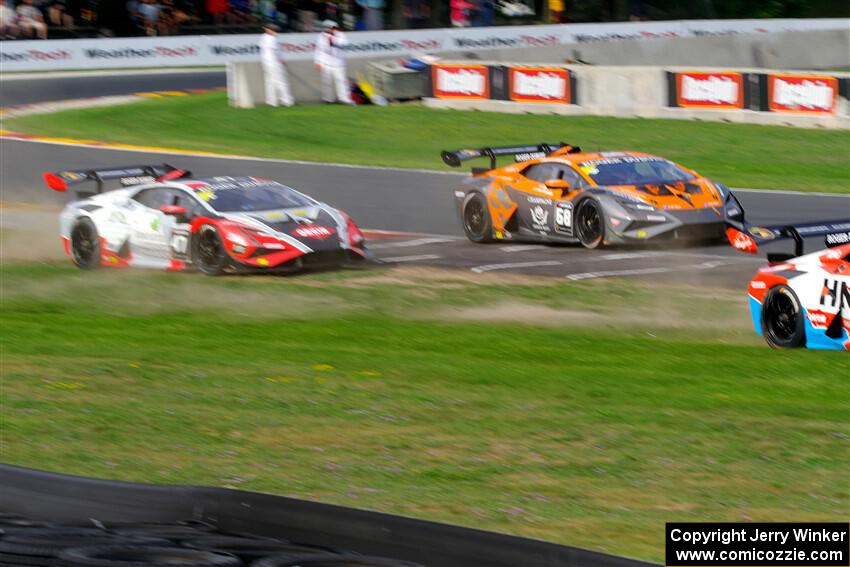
[5, 93, 849, 193]
[1, 263, 848, 562]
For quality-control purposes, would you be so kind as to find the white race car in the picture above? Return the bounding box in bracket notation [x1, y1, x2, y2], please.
[44, 164, 369, 275]
[726, 220, 850, 350]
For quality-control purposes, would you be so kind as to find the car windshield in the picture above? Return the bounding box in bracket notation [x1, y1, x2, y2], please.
[579, 157, 694, 186]
[204, 183, 313, 212]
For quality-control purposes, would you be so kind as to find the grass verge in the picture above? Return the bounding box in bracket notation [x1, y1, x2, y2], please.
[1, 263, 848, 562]
[4, 92, 849, 193]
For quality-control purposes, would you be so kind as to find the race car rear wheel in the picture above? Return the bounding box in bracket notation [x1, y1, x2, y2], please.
[194, 225, 229, 276]
[462, 192, 494, 243]
[761, 285, 805, 349]
[575, 198, 605, 249]
[70, 217, 101, 269]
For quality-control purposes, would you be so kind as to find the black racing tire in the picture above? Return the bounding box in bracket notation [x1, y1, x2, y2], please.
[69, 217, 101, 269]
[461, 192, 494, 243]
[575, 198, 606, 249]
[54, 546, 241, 567]
[193, 224, 229, 276]
[252, 554, 426, 567]
[761, 285, 806, 349]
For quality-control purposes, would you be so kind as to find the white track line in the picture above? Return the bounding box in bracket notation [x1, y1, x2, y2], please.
[499, 244, 550, 252]
[369, 237, 459, 249]
[565, 260, 731, 281]
[597, 251, 671, 261]
[380, 254, 442, 263]
[471, 260, 562, 273]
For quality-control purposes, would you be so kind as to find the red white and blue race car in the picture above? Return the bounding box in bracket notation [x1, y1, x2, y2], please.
[726, 220, 850, 350]
[44, 164, 369, 274]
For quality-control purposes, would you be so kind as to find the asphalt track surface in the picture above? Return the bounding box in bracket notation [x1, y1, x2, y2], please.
[2, 71, 849, 287]
[4, 135, 849, 288]
[0, 70, 226, 107]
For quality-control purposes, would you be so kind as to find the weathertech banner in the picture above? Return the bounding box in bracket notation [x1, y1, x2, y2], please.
[675, 71, 744, 108]
[666, 523, 850, 567]
[431, 64, 490, 100]
[508, 66, 571, 104]
[768, 74, 838, 114]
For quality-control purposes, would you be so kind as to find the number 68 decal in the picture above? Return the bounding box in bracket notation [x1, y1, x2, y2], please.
[555, 203, 573, 235]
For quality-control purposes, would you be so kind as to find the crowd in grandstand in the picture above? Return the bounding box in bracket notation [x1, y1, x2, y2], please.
[0, 0, 539, 39]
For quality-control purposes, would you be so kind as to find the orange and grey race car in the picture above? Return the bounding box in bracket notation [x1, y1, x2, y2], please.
[441, 143, 745, 248]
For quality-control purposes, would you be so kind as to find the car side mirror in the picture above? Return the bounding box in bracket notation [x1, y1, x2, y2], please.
[544, 179, 571, 197]
[160, 205, 188, 218]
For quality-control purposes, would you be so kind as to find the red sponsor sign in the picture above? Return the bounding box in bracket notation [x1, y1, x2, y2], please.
[431, 64, 489, 100]
[293, 225, 334, 239]
[508, 66, 570, 104]
[675, 71, 743, 109]
[768, 73, 838, 114]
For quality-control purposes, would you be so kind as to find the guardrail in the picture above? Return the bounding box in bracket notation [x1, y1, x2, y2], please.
[1, 18, 847, 72]
[0, 463, 657, 567]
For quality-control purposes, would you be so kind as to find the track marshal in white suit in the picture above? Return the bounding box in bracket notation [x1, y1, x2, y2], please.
[259, 23, 294, 107]
[314, 19, 354, 105]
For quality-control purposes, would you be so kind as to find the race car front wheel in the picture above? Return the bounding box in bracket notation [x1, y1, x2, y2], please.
[70, 217, 101, 269]
[575, 198, 605, 249]
[761, 285, 805, 349]
[194, 225, 229, 276]
[462, 192, 494, 243]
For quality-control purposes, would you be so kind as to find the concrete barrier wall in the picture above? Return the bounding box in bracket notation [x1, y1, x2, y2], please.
[228, 56, 401, 107]
[425, 64, 849, 128]
[3, 19, 847, 72]
[229, 27, 850, 127]
[230, 58, 849, 129]
[444, 29, 850, 70]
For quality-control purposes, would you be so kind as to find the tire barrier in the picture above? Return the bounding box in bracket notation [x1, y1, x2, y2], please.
[0, 464, 658, 567]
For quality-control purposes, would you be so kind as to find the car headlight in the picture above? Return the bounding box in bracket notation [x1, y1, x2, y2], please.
[724, 192, 744, 221]
[618, 200, 656, 212]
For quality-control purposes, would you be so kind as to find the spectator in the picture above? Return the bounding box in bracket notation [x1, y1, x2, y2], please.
[206, 0, 226, 24]
[158, 0, 178, 34]
[314, 19, 353, 104]
[549, 0, 564, 22]
[257, 0, 276, 21]
[137, 0, 161, 34]
[16, 0, 48, 38]
[46, 0, 74, 30]
[450, 0, 473, 27]
[354, 0, 381, 30]
[402, 0, 428, 29]
[275, 0, 297, 29]
[171, 0, 201, 27]
[229, 0, 256, 23]
[0, 0, 19, 37]
[473, 0, 493, 26]
[259, 22, 294, 106]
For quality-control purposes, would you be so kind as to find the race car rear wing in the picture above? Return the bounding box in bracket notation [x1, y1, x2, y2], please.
[726, 219, 850, 260]
[43, 164, 191, 197]
[441, 143, 581, 171]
